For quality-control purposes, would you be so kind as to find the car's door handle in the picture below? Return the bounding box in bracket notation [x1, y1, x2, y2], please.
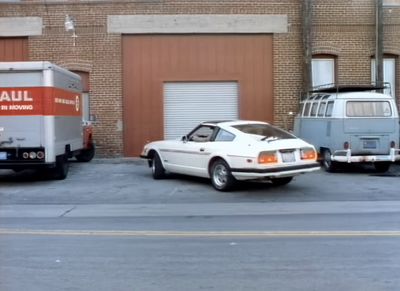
[200, 148, 205, 152]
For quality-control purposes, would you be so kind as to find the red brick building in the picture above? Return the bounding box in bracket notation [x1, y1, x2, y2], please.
[1, 0, 399, 157]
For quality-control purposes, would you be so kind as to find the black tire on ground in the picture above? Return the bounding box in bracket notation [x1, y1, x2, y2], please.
[53, 155, 69, 180]
[374, 162, 391, 173]
[322, 149, 337, 172]
[270, 176, 293, 186]
[76, 144, 96, 162]
[151, 152, 166, 179]
[210, 159, 236, 191]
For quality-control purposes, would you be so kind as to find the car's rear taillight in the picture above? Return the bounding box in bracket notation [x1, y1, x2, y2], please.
[258, 151, 278, 164]
[300, 148, 317, 161]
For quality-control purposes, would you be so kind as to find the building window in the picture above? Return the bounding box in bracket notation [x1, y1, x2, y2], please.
[384, 0, 400, 6]
[371, 57, 396, 98]
[312, 56, 336, 88]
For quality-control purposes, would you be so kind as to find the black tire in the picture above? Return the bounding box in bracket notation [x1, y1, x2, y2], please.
[374, 162, 391, 173]
[270, 176, 293, 186]
[151, 152, 165, 179]
[210, 159, 236, 191]
[322, 149, 337, 172]
[53, 155, 69, 180]
[76, 144, 96, 162]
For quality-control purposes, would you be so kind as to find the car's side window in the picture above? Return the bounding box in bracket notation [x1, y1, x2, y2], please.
[214, 129, 235, 142]
[188, 126, 214, 142]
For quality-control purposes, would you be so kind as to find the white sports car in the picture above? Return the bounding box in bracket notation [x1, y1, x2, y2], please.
[140, 120, 320, 191]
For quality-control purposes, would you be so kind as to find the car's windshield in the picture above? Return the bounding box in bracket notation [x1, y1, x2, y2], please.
[233, 123, 295, 140]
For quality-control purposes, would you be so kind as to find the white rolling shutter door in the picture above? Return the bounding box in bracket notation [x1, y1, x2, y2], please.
[164, 82, 239, 140]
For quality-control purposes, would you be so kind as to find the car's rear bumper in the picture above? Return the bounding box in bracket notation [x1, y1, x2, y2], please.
[231, 163, 320, 181]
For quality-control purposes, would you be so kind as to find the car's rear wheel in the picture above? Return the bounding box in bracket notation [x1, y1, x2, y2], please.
[210, 159, 236, 191]
[322, 149, 337, 172]
[270, 176, 293, 186]
[151, 152, 166, 179]
[374, 162, 391, 173]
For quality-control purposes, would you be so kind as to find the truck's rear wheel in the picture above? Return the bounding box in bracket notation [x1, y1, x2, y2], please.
[53, 155, 69, 180]
[76, 143, 96, 162]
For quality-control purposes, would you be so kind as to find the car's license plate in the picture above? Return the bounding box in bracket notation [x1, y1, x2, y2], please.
[0, 152, 7, 160]
[363, 140, 377, 149]
[281, 152, 295, 163]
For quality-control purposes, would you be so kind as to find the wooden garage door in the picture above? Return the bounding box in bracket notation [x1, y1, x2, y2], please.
[122, 34, 273, 157]
[0, 38, 29, 61]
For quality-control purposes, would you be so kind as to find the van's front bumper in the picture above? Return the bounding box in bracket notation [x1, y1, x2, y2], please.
[332, 148, 400, 163]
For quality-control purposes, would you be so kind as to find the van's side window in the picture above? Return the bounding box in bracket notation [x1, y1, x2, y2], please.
[303, 102, 311, 117]
[318, 102, 326, 117]
[325, 101, 334, 117]
[298, 103, 305, 116]
[346, 101, 392, 117]
[310, 102, 318, 116]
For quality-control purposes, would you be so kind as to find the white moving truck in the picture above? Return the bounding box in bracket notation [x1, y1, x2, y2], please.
[0, 61, 95, 179]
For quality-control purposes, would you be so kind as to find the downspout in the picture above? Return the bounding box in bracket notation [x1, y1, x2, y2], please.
[375, 0, 384, 92]
[302, 0, 313, 98]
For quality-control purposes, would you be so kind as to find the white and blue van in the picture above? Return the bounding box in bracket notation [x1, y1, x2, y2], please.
[293, 85, 400, 172]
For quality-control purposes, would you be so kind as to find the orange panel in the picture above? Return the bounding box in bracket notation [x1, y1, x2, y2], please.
[0, 87, 82, 117]
[122, 35, 273, 157]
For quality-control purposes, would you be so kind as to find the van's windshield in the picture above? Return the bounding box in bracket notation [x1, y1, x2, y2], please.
[346, 101, 392, 117]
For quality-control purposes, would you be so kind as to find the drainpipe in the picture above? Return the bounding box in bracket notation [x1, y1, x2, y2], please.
[375, 0, 384, 92]
[302, 0, 313, 97]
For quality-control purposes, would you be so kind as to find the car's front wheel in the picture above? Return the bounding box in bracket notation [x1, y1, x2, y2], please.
[210, 159, 236, 191]
[151, 152, 166, 179]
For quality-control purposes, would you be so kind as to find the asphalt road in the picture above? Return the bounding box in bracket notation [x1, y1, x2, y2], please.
[1, 160, 400, 291]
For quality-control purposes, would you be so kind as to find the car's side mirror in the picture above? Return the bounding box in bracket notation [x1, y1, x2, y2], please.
[181, 135, 188, 143]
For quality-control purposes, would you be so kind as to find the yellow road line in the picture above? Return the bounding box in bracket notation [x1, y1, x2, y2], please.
[1, 229, 400, 237]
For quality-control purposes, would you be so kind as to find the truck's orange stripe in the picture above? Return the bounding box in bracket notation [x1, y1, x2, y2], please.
[0, 87, 81, 117]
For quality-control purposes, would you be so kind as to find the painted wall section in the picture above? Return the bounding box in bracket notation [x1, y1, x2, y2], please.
[108, 15, 288, 34]
[0, 17, 42, 36]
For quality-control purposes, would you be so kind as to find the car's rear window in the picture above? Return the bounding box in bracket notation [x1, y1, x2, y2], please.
[346, 101, 392, 117]
[233, 124, 295, 139]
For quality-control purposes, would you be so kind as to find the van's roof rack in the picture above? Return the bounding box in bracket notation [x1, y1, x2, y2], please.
[309, 84, 387, 94]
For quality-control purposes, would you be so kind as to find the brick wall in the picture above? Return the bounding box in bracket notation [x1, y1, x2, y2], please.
[1, 0, 399, 156]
